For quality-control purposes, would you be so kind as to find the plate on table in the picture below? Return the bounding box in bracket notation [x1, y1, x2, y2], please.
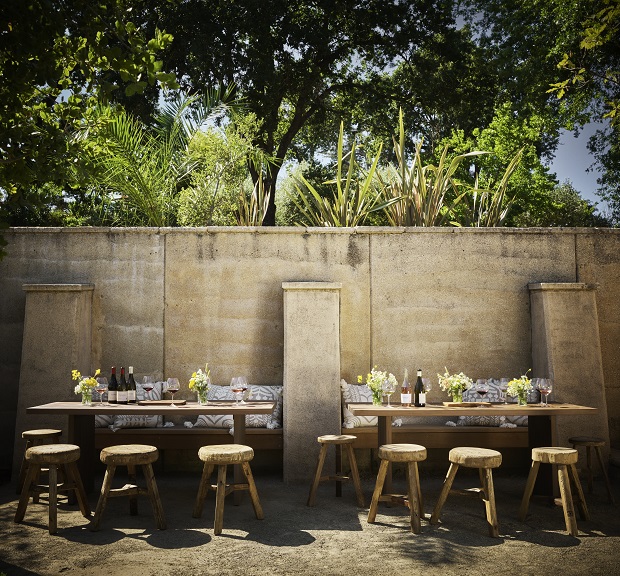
[138, 400, 187, 406]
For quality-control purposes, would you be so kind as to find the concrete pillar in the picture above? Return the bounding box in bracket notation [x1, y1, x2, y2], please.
[12, 284, 94, 481]
[529, 283, 610, 455]
[282, 282, 342, 484]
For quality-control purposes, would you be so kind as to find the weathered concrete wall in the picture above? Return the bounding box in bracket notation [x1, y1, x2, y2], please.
[1, 227, 619, 474]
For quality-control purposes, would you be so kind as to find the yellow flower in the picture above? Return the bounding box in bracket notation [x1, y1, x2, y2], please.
[72, 370, 81, 381]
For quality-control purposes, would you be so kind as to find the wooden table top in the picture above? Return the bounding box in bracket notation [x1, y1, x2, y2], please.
[347, 402, 598, 417]
[27, 400, 276, 416]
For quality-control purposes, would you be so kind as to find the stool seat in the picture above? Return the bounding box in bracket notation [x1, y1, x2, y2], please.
[520, 446, 589, 536]
[368, 443, 426, 533]
[100, 444, 159, 466]
[15, 443, 90, 534]
[431, 446, 502, 537]
[198, 444, 254, 464]
[194, 444, 263, 535]
[90, 444, 165, 531]
[532, 446, 578, 465]
[307, 434, 365, 508]
[569, 436, 614, 504]
[16, 429, 63, 495]
[450, 447, 502, 469]
[26, 444, 80, 465]
[22, 429, 62, 440]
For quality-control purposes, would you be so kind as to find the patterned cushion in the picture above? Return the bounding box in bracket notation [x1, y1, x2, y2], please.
[189, 384, 283, 429]
[341, 380, 378, 428]
[456, 414, 505, 427]
[97, 381, 164, 429]
[460, 379, 530, 427]
[394, 416, 456, 426]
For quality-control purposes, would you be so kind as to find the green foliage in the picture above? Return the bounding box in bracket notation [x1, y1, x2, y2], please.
[237, 173, 271, 226]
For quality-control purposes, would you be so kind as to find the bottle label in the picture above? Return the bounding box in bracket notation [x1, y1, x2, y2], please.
[401, 393, 412, 405]
[128, 389, 136, 402]
[419, 392, 427, 405]
[117, 390, 128, 403]
[108, 390, 117, 402]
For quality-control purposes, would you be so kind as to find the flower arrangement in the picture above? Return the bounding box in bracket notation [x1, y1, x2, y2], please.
[437, 368, 473, 403]
[189, 363, 211, 404]
[72, 368, 100, 405]
[506, 371, 532, 405]
[358, 366, 398, 406]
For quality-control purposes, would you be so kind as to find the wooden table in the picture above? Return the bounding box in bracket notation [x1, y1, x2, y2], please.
[26, 401, 276, 498]
[347, 402, 598, 498]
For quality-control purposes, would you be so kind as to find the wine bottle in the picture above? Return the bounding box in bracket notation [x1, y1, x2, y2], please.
[117, 366, 128, 404]
[108, 366, 118, 404]
[127, 366, 137, 404]
[401, 369, 411, 407]
[414, 368, 425, 407]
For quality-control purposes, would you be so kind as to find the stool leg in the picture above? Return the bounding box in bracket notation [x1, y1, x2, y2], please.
[90, 464, 116, 531]
[345, 444, 365, 508]
[568, 463, 590, 521]
[405, 462, 421, 534]
[586, 446, 594, 492]
[519, 460, 540, 521]
[481, 468, 499, 538]
[242, 461, 264, 520]
[16, 440, 33, 494]
[594, 446, 615, 505]
[430, 462, 459, 525]
[65, 461, 91, 518]
[307, 444, 328, 507]
[15, 463, 40, 523]
[558, 464, 578, 536]
[193, 463, 214, 518]
[128, 464, 138, 516]
[368, 459, 389, 523]
[335, 444, 343, 497]
[143, 463, 166, 530]
[48, 464, 58, 535]
[214, 464, 227, 535]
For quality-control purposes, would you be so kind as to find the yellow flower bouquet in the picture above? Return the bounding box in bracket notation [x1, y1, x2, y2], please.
[72, 368, 100, 405]
[189, 363, 211, 405]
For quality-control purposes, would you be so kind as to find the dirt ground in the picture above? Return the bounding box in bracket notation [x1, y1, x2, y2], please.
[1, 466, 619, 576]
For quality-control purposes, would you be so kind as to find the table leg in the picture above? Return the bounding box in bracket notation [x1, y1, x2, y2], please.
[67, 414, 96, 499]
[233, 413, 246, 505]
[378, 415, 393, 495]
[528, 414, 558, 499]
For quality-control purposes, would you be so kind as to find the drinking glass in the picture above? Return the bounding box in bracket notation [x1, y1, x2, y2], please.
[422, 378, 432, 404]
[499, 378, 509, 404]
[531, 378, 541, 405]
[166, 378, 180, 406]
[238, 376, 249, 404]
[476, 379, 489, 401]
[382, 378, 395, 407]
[538, 378, 553, 406]
[95, 377, 108, 405]
[231, 377, 244, 405]
[142, 375, 154, 393]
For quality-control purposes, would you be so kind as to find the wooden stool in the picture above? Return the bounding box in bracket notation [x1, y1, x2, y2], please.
[14, 443, 90, 534]
[368, 443, 426, 533]
[307, 434, 365, 508]
[569, 436, 615, 504]
[431, 447, 502, 538]
[90, 444, 166, 531]
[519, 447, 589, 537]
[16, 429, 63, 496]
[193, 444, 264, 535]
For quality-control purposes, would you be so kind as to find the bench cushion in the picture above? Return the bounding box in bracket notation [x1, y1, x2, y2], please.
[95, 382, 164, 429]
[341, 380, 377, 428]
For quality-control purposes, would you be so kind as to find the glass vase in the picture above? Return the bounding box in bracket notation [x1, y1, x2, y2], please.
[451, 390, 463, 404]
[197, 389, 209, 405]
[81, 390, 93, 406]
[517, 392, 528, 406]
[371, 389, 383, 406]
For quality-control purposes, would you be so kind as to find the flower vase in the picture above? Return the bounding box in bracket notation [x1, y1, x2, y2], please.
[81, 390, 93, 406]
[197, 389, 209, 405]
[517, 392, 528, 406]
[371, 389, 383, 406]
[451, 390, 463, 404]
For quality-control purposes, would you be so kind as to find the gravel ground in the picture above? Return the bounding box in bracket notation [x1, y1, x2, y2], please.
[1, 467, 619, 576]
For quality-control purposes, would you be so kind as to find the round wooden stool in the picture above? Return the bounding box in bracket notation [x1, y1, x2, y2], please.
[16, 429, 63, 496]
[519, 447, 589, 537]
[368, 443, 427, 533]
[569, 436, 615, 504]
[307, 434, 365, 508]
[193, 444, 264, 535]
[431, 447, 502, 538]
[90, 444, 166, 531]
[14, 443, 90, 534]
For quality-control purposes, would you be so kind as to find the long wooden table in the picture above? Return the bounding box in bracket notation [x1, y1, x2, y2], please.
[347, 402, 598, 498]
[26, 400, 276, 498]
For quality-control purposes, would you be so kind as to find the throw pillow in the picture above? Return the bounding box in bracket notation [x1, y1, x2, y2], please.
[341, 380, 378, 428]
[99, 381, 164, 429]
[456, 414, 504, 427]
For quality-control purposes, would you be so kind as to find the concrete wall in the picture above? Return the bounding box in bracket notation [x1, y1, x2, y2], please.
[1, 227, 619, 473]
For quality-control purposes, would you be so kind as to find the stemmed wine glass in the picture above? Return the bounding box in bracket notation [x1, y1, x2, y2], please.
[537, 378, 553, 406]
[382, 378, 396, 407]
[142, 376, 155, 397]
[231, 377, 245, 405]
[95, 377, 108, 405]
[166, 378, 180, 406]
[238, 376, 249, 404]
[476, 379, 489, 402]
[499, 378, 509, 404]
[422, 378, 432, 404]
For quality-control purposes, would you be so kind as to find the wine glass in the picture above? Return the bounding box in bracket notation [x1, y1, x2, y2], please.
[166, 378, 180, 406]
[231, 377, 244, 405]
[476, 379, 489, 402]
[238, 376, 249, 404]
[499, 378, 509, 404]
[422, 378, 431, 404]
[382, 378, 395, 407]
[538, 378, 553, 406]
[95, 377, 108, 405]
